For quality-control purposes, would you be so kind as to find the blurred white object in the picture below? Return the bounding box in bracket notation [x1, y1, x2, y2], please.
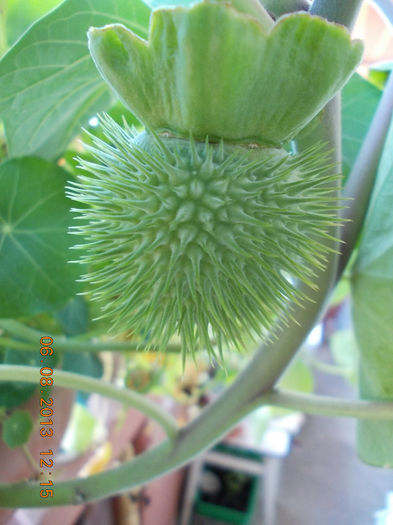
[375, 492, 393, 524]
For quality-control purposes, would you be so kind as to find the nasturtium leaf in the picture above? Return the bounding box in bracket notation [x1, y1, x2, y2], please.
[0, 157, 82, 317]
[341, 74, 381, 181]
[2, 410, 34, 449]
[351, 116, 393, 467]
[0, 349, 41, 409]
[0, 0, 150, 160]
[56, 296, 89, 337]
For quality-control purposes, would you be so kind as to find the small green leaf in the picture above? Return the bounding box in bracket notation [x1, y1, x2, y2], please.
[0, 0, 150, 159]
[341, 74, 382, 180]
[0, 157, 82, 317]
[2, 410, 34, 449]
[351, 116, 393, 467]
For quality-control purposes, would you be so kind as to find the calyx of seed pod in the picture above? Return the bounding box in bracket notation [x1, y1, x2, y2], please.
[88, 0, 362, 145]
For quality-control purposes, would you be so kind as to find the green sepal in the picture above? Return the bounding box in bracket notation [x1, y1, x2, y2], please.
[88, 0, 362, 145]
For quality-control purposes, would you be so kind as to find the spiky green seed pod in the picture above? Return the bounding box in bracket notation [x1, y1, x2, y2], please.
[69, 0, 362, 360]
[69, 116, 340, 357]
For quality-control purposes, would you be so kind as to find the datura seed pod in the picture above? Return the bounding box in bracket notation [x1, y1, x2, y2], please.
[68, 0, 362, 360]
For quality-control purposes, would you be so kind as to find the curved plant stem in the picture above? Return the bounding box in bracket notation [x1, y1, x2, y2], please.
[338, 70, 393, 276]
[260, 389, 393, 420]
[0, 319, 181, 354]
[262, 0, 309, 17]
[0, 365, 178, 440]
[306, 356, 351, 377]
[310, 0, 363, 29]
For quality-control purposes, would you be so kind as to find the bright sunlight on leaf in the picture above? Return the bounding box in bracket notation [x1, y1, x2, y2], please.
[0, 0, 150, 160]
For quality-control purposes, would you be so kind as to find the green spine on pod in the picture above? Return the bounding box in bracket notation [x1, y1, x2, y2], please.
[69, 0, 362, 360]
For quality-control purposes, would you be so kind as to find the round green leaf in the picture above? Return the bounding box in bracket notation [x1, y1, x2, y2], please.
[0, 0, 150, 160]
[0, 157, 82, 317]
[2, 410, 34, 449]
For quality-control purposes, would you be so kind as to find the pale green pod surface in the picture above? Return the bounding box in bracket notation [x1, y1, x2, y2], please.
[88, 0, 362, 145]
[68, 116, 342, 360]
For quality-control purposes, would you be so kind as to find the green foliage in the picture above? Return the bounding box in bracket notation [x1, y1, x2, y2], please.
[0, 349, 40, 409]
[0, 157, 81, 317]
[342, 74, 381, 180]
[279, 359, 314, 393]
[4, 0, 61, 48]
[2, 410, 33, 449]
[56, 296, 89, 337]
[329, 329, 358, 384]
[0, 0, 150, 159]
[57, 298, 103, 396]
[88, 2, 362, 145]
[351, 117, 393, 467]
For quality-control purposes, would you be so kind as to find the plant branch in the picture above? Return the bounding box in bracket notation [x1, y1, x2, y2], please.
[262, 0, 309, 17]
[310, 0, 363, 29]
[0, 365, 178, 440]
[0, 319, 181, 354]
[260, 389, 393, 420]
[338, 71, 393, 276]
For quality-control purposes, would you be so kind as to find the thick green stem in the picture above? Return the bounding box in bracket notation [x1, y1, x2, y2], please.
[261, 0, 309, 17]
[0, 366, 178, 440]
[310, 0, 363, 29]
[261, 389, 393, 420]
